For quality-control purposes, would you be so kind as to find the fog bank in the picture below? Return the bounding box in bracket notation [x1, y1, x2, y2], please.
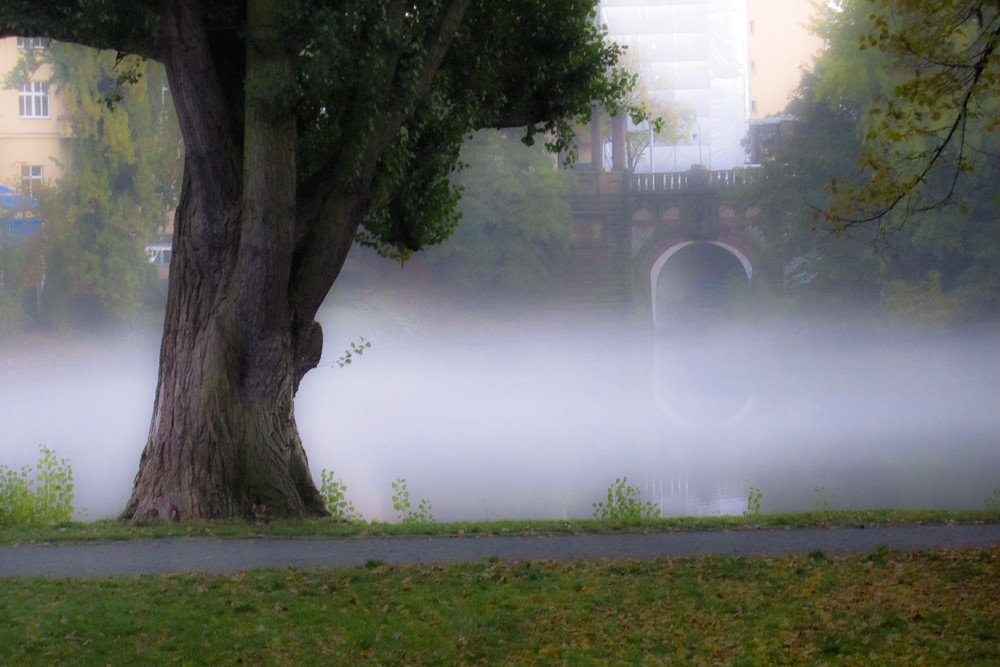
[2, 292, 997, 522]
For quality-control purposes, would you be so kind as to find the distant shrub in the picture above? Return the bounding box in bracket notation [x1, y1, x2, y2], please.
[592, 477, 660, 520]
[880, 270, 961, 328]
[0, 445, 75, 526]
[0, 292, 25, 335]
[984, 488, 999, 515]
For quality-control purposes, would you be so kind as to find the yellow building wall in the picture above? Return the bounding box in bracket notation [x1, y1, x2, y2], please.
[747, 0, 825, 119]
[0, 36, 71, 193]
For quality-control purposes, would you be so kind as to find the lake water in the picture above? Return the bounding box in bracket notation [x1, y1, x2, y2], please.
[2, 292, 998, 522]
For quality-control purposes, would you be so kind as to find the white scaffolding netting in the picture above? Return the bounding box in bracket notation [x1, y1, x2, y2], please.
[600, 0, 749, 171]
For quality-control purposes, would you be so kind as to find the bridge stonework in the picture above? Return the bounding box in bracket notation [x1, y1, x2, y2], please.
[565, 165, 774, 328]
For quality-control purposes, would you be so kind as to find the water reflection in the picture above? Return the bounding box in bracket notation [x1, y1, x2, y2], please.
[298, 302, 999, 522]
[642, 476, 747, 517]
[653, 333, 757, 429]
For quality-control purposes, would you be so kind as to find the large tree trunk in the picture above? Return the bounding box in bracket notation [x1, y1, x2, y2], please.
[123, 0, 327, 521]
[122, 0, 470, 520]
[123, 279, 326, 520]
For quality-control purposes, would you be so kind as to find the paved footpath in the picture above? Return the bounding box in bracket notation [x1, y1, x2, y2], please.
[1, 524, 997, 579]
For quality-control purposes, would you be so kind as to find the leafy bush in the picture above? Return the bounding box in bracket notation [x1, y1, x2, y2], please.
[319, 469, 363, 521]
[592, 477, 660, 520]
[0, 445, 75, 526]
[392, 477, 435, 524]
[0, 290, 26, 335]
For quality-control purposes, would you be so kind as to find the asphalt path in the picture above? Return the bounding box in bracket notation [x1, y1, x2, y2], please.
[1, 523, 997, 579]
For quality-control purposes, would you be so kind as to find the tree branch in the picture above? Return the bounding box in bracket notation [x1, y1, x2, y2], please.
[288, 0, 472, 332]
[0, 0, 160, 58]
[370, 0, 472, 164]
[833, 17, 1000, 234]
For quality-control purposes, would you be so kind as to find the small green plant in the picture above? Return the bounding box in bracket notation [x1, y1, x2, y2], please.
[744, 486, 763, 516]
[814, 485, 835, 514]
[391, 478, 409, 517]
[0, 444, 75, 526]
[319, 469, 363, 521]
[336, 337, 371, 368]
[592, 477, 660, 520]
[391, 477, 435, 524]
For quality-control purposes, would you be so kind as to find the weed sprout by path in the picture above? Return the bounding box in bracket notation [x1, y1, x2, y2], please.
[745, 486, 763, 516]
[319, 469, 363, 522]
[392, 478, 435, 524]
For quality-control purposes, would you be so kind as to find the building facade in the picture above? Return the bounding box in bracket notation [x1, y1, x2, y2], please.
[0, 36, 70, 198]
[598, 0, 823, 170]
[600, 0, 751, 171]
[747, 0, 825, 119]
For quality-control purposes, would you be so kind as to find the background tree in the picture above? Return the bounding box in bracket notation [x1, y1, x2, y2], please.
[0, 1, 643, 521]
[622, 96, 690, 172]
[422, 130, 575, 296]
[38, 44, 181, 329]
[614, 49, 689, 172]
[740, 0, 999, 324]
[814, 0, 999, 323]
[736, 71, 884, 311]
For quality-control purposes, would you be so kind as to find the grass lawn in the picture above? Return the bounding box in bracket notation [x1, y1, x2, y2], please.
[1, 547, 997, 665]
[1, 510, 998, 664]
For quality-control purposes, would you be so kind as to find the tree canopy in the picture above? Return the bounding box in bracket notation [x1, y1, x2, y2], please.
[1, 1, 644, 521]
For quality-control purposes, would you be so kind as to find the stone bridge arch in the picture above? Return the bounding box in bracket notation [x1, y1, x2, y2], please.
[647, 240, 754, 329]
[565, 165, 776, 326]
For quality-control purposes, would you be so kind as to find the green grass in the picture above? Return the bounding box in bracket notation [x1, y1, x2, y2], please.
[1, 508, 995, 546]
[1, 548, 997, 664]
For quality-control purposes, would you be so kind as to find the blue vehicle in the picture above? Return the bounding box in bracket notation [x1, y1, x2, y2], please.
[0, 185, 42, 246]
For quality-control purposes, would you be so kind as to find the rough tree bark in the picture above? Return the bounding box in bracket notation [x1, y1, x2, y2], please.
[123, 0, 328, 520]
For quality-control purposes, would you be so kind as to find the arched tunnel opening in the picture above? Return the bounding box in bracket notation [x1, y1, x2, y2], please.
[651, 241, 751, 331]
[649, 241, 757, 426]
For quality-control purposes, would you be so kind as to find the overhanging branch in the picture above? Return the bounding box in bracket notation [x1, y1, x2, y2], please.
[288, 0, 472, 327]
[830, 17, 1000, 235]
[0, 0, 160, 58]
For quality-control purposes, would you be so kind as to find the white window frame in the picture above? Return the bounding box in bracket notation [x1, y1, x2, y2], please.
[21, 164, 43, 180]
[16, 36, 48, 49]
[18, 81, 49, 118]
[21, 165, 43, 195]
